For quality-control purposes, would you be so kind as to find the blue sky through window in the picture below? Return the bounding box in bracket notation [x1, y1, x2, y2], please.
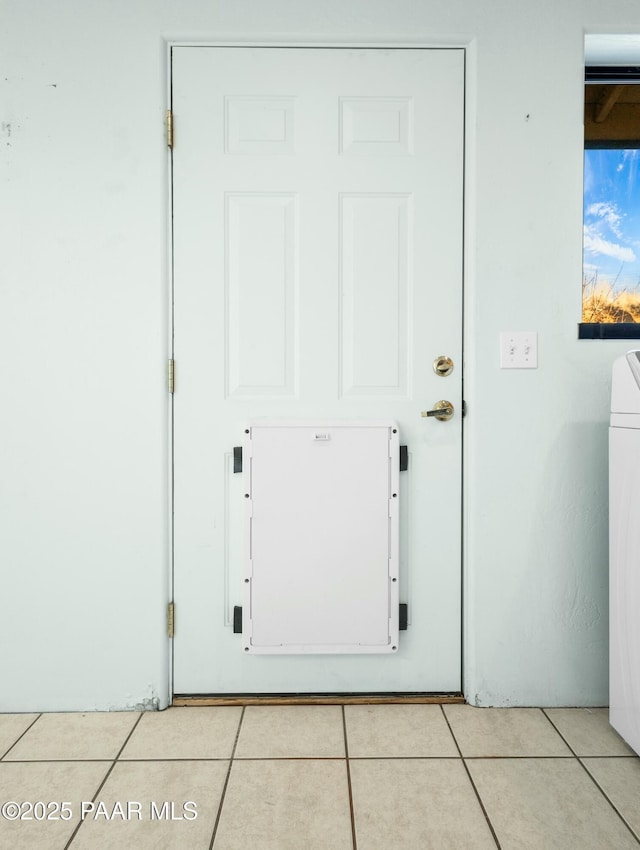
[583, 148, 640, 291]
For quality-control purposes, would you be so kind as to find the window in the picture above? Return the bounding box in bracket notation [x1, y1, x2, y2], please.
[580, 67, 640, 338]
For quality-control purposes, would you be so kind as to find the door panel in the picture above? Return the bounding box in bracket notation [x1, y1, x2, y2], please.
[172, 46, 464, 694]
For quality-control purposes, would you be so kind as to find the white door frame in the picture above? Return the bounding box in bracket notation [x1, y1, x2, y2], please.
[165, 37, 475, 701]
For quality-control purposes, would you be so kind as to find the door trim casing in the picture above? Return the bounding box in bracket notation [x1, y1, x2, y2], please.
[165, 37, 475, 702]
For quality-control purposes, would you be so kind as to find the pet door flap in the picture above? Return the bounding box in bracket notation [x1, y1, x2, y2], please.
[242, 420, 400, 654]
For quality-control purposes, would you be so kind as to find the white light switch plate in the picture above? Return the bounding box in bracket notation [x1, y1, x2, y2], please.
[500, 332, 538, 369]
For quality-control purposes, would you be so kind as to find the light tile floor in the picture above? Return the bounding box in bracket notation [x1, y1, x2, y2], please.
[0, 705, 639, 849]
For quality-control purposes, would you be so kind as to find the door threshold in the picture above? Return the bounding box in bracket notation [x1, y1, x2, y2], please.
[173, 692, 464, 707]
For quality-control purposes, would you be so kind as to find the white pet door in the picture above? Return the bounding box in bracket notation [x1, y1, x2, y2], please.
[241, 420, 400, 654]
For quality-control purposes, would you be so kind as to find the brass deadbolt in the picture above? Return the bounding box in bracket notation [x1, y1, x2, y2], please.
[433, 355, 454, 377]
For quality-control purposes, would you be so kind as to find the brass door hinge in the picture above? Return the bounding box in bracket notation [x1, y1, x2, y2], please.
[168, 359, 175, 394]
[166, 109, 174, 149]
[167, 602, 175, 638]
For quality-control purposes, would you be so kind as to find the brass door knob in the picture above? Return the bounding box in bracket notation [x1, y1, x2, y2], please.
[421, 401, 454, 421]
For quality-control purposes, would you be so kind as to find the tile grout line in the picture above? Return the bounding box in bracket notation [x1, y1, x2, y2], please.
[577, 755, 640, 846]
[439, 705, 503, 850]
[208, 705, 246, 850]
[114, 713, 147, 760]
[538, 708, 581, 758]
[6, 752, 617, 763]
[541, 709, 640, 847]
[341, 706, 358, 850]
[0, 713, 42, 760]
[63, 711, 145, 850]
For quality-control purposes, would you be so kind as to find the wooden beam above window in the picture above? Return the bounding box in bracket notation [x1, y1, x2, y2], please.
[585, 83, 640, 141]
[594, 84, 625, 123]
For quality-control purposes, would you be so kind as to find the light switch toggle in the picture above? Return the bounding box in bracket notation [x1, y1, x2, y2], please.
[499, 332, 538, 368]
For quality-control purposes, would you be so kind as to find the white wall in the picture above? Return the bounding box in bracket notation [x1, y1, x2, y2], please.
[2, 0, 639, 711]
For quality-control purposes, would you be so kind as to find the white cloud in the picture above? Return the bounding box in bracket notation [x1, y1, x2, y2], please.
[585, 202, 624, 237]
[583, 226, 636, 263]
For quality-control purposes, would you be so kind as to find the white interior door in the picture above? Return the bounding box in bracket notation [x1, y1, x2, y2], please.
[172, 46, 465, 694]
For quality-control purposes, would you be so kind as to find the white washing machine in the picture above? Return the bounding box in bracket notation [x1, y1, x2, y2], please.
[610, 350, 640, 755]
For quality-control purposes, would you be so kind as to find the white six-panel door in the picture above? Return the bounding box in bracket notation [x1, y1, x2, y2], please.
[172, 46, 464, 694]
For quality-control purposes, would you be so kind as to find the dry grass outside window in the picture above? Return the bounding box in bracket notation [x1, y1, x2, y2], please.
[582, 278, 640, 323]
